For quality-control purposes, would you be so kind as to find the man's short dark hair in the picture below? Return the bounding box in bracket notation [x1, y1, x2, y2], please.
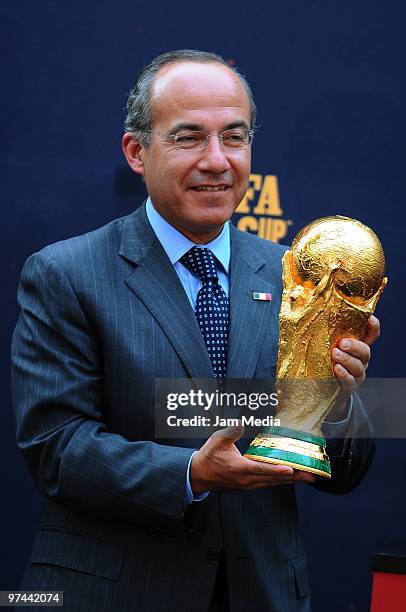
[124, 49, 257, 146]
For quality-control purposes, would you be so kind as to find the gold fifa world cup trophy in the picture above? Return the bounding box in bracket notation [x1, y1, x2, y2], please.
[244, 216, 387, 478]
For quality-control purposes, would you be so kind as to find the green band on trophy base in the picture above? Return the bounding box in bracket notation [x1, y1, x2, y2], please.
[244, 427, 331, 479]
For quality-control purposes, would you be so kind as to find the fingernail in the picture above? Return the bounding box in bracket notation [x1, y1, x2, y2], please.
[333, 348, 342, 357]
[340, 340, 350, 349]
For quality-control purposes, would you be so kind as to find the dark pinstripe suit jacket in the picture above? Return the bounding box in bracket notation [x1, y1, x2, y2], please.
[11, 204, 373, 612]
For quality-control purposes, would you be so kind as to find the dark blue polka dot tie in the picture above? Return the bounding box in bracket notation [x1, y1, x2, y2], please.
[180, 247, 229, 378]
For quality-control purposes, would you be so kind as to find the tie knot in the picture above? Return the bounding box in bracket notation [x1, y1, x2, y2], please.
[180, 247, 218, 283]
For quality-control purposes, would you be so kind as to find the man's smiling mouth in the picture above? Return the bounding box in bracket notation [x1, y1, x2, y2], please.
[193, 185, 229, 191]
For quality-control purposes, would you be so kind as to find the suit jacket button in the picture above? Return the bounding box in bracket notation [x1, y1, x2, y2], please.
[206, 548, 222, 563]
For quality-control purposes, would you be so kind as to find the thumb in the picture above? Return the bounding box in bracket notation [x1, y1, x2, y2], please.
[211, 421, 245, 445]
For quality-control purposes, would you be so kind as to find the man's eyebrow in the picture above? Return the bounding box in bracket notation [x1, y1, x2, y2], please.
[223, 121, 250, 131]
[169, 120, 250, 134]
[170, 122, 204, 134]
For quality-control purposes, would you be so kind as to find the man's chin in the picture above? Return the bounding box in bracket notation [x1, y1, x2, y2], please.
[188, 194, 237, 220]
[191, 208, 234, 230]
[177, 213, 232, 243]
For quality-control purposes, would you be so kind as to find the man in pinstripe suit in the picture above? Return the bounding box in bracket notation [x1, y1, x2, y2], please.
[12, 50, 378, 611]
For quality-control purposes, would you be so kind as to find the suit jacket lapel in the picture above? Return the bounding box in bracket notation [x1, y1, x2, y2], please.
[226, 224, 279, 380]
[119, 205, 214, 379]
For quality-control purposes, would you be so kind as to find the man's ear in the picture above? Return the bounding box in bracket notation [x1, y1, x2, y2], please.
[122, 133, 146, 176]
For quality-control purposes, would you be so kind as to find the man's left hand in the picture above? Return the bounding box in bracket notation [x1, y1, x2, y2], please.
[329, 315, 380, 420]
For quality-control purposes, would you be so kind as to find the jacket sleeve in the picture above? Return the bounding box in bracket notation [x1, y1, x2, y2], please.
[11, 250, 195, 528]
[314, 393, 375, 494]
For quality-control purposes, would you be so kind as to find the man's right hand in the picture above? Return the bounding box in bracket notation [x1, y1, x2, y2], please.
[190, 423, 316, 494]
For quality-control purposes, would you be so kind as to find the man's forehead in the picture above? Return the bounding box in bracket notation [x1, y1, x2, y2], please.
[150, 61, 250, 113]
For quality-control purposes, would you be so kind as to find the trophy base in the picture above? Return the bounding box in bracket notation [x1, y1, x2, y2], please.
[244, 426, 331, 479]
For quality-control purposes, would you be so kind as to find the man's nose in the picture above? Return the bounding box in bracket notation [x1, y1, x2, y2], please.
[196, 135, 231, 174]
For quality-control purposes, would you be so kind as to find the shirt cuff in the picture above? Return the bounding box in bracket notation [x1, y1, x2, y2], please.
[185, 451, 210, 505]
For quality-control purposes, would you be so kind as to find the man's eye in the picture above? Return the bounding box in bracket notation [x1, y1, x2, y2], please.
[173, 133, 202, 145]
[223, 132, 245, 145]
[174, 135, 198, 142]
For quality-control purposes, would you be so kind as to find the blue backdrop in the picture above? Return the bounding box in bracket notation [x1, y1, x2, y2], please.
[2, 2, 405, 610]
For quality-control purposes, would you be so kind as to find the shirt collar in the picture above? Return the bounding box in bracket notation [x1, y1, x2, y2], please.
[146, 197, 230, 273]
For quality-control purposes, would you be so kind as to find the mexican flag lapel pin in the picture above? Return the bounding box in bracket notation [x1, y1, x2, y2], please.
[252, 292, 272, 301]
